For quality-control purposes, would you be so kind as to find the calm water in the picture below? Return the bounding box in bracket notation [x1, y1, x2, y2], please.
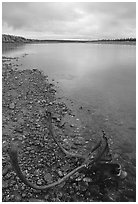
[3, 43, 136, 157]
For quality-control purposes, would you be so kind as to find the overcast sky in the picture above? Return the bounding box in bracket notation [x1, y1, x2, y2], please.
[2, 2, 136, 40]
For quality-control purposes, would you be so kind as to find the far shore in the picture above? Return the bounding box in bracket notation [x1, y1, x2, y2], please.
[2, 34, 136, 45]
[2, 40, 136, 45]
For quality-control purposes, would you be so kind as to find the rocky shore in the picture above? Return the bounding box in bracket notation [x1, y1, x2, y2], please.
[2, 56, 136, 202]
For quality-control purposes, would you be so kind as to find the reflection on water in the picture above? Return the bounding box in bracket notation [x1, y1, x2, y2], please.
[2, 42, 136, 201]
[2, 43, 136, 149]
[2, 43, 26, 54]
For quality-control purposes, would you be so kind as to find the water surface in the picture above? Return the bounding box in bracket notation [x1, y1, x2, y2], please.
[3, 43, 136, 156]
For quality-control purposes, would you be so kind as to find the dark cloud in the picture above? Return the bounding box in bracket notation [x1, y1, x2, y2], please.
[2, 2, 136, 39]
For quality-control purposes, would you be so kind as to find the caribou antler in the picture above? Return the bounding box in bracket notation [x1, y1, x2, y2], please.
[8, 130, 109, 190]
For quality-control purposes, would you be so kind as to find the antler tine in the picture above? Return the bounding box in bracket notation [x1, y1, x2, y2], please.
[84, 131, 110, 168]
[100, 130, 112, 162]
[46, 110, 101, 159]
[46, 111, 86, 159]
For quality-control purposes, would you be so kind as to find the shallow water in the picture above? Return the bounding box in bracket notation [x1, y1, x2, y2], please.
[3, 42, 136, 201]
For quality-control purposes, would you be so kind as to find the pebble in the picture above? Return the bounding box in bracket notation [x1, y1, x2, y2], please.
[113, 153, 120, 159]
[44, 173, 53, 183]
[2, 180, 9, 189]
[44, 194, 49, 200]
[5, 172, 12, 179]
[9, 102, 15, 109]
[37, 179, 43, 185]
[58, 170, 64, 177]
[5, 195, 10, 202]
[26, 146, 32, 151]
[83, 177, 92, 183]
[22, 193, 26, 198]
[10, 180, 16, 186]
[14, 193, 22, 202]
[29, 198, 45, 202]
[2, 141, 9, 149]
[120, 170, 127, 179]
[76, 177, 83, 181]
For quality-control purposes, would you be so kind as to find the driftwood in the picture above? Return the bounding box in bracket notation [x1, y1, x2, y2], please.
[8, 111, 116, 190]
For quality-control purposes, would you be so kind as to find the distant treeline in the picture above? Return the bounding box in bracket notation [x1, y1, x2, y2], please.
[2, 34, 136, 43]
[99, 38, 136, 42]
[2, 34, 33, 43]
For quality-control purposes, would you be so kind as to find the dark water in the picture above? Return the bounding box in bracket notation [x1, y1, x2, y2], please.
[3, 42, 136, 201]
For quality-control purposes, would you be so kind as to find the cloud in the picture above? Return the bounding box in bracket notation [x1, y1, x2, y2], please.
[2, 2, 136, 39]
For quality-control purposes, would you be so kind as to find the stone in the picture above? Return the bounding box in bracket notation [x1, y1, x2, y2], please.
[29, 198, 45, 202]
[44, 173, 53, 184]
[2, 180, 9, 189]
[83, 177, 92, 183]
[58, 170, 64, 177]
[14, 193, 22, 202]
[37, 179, 43, 185]
[22, 193, 26, 198]
[26, 146, 32, 151]
[9, 102, 15, 109]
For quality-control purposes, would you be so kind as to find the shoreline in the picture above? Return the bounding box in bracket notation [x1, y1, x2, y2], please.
[2, 56, 136, 202]
[2, 56, 100, 201]
[2, 41, 136, 45]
